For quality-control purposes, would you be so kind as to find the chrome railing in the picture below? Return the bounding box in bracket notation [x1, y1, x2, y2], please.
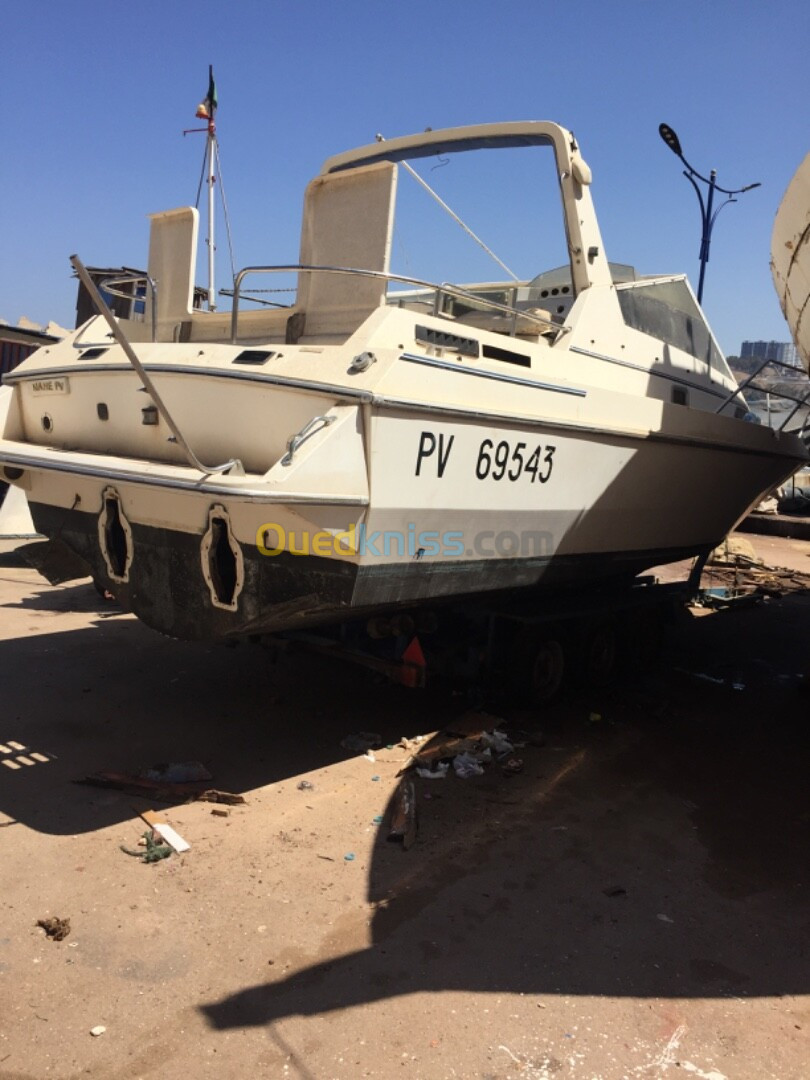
[715, 355, 810, 437]
[229, 265, 566, 345]
[83, 271, 158, 343]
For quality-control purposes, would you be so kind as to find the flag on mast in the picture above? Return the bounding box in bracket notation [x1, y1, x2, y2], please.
[195, 65, 218, 120]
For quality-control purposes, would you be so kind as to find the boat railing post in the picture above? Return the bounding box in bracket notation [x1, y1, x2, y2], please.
[230, 267, 248, 343]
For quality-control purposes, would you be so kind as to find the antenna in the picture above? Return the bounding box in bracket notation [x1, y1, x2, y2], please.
[184, 66, 219, 311]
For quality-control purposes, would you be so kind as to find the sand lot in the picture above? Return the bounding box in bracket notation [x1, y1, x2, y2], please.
[0, 534, 808, 1080]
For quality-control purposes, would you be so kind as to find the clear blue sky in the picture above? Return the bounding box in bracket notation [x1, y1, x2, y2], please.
[3, 0, 808, 357]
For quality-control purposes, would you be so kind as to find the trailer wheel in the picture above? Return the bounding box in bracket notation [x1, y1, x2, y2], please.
[512, 631, 566, 704]
[583, 622, 618, 686]
[625, 609, 666, 669]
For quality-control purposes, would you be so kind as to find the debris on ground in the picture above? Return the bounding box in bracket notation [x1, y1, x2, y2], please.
[697, 586, 764, 609]
[193, 789, 246, 805]
[89, 1026, 106, 1038]
[120, 831, 173, 863]
[340, 731, 382, 754]
[698, 561, 810, 601]
[211, 807, 230, 817]
[296, 780, 314, 791]
[501, 756, 524, 777]
[77, 770, 210, 802]
[36, 917, 70, 941]
[415, 761, 450, 780]
[140, 761, 212, 784]
[452, 752, 486, 779]
[396, 734, 427, 752]
[387, 778, 417, 849]
[403, 719, 527, 782]
[138, 810, 190, 853]
[708, 536, 763, 566]
[76, 768, 245, 804]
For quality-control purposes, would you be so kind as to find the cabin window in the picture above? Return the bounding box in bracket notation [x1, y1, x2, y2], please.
[671, 385, 689, 406]
[617, 279, 730, 378]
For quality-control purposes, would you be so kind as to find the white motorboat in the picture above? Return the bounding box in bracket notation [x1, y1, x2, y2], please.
[0, 121, 806, 640]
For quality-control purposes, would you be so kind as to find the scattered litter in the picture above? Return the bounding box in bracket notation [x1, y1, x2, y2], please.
[36, 917, 70, 941]
[453, 752, 485, 779]
[89, 1026, 106, 1038]
[344, 853, 355, 862]
[139, 810, 190, 853]
[481, 730, 514, 755]
[388, 778, 417, 849]
[416, 762, 450, 780]
[397, 735, 428, 752]
[372, 815, 383, 825]
[588, 712, 602, 724]
[140, 761, 211, 784]
[317, 854, 335, 862]
[405, 718, 542, 782]
[211, 807, 230, 817]
[603, 886, 627, 898]
[194, 789, 245, 805]
[296, 780, 314, 792]
[341, 732, 382, 753]
[371, 775, 381, 782]
[364, 751, 376, 763]
[708, 536, 762, 566]
[152, 823, 189, 853]
[657, 913, 674, 923]
[698, 586, 763, 610]
[501, 756, 524, 777]
[411, 733, 478, 765]
[120, 831, 173, 863]
[77, 769, 232, 804]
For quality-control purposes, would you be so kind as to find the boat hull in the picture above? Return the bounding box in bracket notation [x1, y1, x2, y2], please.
[18, 400, 802, 640]
[28, 498, 707, 639]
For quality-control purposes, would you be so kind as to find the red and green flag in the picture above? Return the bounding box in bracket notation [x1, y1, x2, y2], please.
[195, 66, 218, 120]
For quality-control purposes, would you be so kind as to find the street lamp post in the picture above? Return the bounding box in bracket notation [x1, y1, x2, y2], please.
[658, 123, 760, 305]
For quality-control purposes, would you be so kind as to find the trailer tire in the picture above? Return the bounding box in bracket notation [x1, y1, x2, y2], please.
[582, 622, 618, 686]
[512, 631, 566, 704]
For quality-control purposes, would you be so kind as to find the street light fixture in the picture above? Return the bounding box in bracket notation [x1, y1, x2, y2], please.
[658, 122, 761, 305]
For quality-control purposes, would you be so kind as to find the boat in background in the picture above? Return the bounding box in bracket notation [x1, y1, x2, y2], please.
[0, 120, 806, 641]
[772, 152, 810, 374]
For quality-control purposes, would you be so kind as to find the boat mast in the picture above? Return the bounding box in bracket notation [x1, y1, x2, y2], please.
[187, 66, 219, 312]
[207, 117, 216, 311]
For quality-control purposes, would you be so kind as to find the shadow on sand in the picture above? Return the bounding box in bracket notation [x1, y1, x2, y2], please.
[1, 578, 808, 1017]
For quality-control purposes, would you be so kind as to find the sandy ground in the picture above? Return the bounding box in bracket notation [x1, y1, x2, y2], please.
[0, 532, 808, 1080]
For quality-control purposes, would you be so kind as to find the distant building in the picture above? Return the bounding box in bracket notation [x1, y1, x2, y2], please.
[0, 319, 64, 379]
[740, 340, 801, 368]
